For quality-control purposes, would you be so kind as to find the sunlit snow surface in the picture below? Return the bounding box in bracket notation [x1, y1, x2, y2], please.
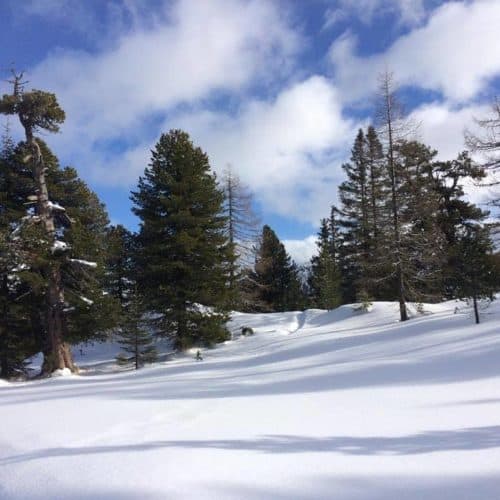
[1, 300, 500, 499]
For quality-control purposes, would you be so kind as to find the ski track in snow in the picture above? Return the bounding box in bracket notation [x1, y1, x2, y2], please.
[1, 300, 500, 499]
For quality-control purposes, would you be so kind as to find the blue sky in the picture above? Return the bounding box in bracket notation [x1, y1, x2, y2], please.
[1, 0, 499, 262]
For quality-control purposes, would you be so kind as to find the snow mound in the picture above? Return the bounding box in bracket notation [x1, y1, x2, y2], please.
[51, 368, 73, 377]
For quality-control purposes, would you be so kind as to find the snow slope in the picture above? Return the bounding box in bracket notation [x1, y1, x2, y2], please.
[1, 300, 500, 499]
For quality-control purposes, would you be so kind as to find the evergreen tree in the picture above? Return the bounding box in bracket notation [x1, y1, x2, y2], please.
[0, 74, 79, 373]
[308, 218, 341, 309]
[338, 128, 388, 301]
[338, 129, 369, 300]
[373, 72, 446, 317]
[116, 290, 157, 369]
[453, 223, 498, 324]
[131, 130, 232, 350]
[0, 127, 34, 377]
[365, 126, 385, 243]
[0, 226, 34, 378]
[0, 85, 119, 375]
[390, 140, 446, 302]
[427, 151, 488, 298]
[105, 224, 135, 307]
[251, 225, 304, 312]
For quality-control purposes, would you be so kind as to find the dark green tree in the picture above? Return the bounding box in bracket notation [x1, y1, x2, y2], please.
[0, 117, 119, 376]
[390, 140, 446, 302]
[0, 73, 77, 373]
[105, 224, 136, 307]
[308, 218, 342, 309]
[251, 225, 304, 312]
[426, 151, 488, 298]
[337, 127, 389, 302]
[116, 290, 157, 369]
[338, 129, 372, 301]
[453, 224, 498, 323]
[365, 126, 385, 242]
[131, 130, 232, 350]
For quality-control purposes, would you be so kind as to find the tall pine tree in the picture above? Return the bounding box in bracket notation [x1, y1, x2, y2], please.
[308, 218, 342, 310]
[132, 130, 232, 350]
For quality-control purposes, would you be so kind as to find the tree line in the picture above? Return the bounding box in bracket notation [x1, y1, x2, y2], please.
[306, 73, 499, 322]
[0, 73, 498, 379]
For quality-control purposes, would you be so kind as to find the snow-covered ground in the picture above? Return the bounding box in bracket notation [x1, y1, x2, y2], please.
[1, 300, 500, 499]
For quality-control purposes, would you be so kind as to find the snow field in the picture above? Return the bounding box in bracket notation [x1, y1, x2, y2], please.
[0, 300, 499, 499]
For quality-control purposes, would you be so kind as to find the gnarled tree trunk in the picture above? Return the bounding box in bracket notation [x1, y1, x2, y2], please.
[26, 130, 77, 374]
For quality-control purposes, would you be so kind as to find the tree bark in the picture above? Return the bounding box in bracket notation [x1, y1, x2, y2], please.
[24, 129, 77, 374]
[473, 293, 480, 324]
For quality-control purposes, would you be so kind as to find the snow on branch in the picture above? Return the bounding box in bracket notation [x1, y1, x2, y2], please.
[47, 201, 66, 212]
[79, 295, 94, 306]
[70, 259, 98, 268]
[52, 240, 69, 253]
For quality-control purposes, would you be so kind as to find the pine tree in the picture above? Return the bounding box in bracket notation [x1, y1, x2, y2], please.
[372, 72, 447, 318]
[390, 140, 446, 302]
[131, 130, 232, 350]
[0, 75, 77, 373]
[365, 126, 385, 242]
[0, 228, 34, 378]
[105, 224, 135, 307]
[116, 290, 157, 369]
[338, 129, 369, 300]
[0, 81, 119, 374]
[427, 151, 488, 298]
[0, 126, 35, 378]
[251, 225, 304, 312]
[338, 128, 388, 301]
[308, 218, 341, 309]
[453, 223, 498, 324]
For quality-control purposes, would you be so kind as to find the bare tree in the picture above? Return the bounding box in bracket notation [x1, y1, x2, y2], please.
[374, 72, 444, 320]
[375, 71, 411, 321]
[222, 166, 260, 309]
[465, 97, 500, 209]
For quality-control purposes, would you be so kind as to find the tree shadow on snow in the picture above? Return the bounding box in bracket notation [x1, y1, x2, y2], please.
[2, 426, 500, 466]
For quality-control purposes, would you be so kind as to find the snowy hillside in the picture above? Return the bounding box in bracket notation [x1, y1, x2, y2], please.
[1, 300, 500, 499]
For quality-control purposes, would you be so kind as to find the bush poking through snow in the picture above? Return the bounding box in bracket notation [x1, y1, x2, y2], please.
[352, 291, 373, 313]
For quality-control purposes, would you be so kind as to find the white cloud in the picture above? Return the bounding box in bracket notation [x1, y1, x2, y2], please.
[168, 76, 359, 224]
[408, 100, 499, 207]
[88, 75, 358, 224]
[329, 0, 500, 102]
[283, 235, 318, 265]
[409, 101, 490, 160]
[23, 0, 299, 165]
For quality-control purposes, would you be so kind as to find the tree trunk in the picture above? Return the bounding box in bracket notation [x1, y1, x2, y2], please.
[473, 293, 480, 324]
[25, 130, 76, 374]
[41, 266, 77, 373]
[383, 78, 407, 322]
